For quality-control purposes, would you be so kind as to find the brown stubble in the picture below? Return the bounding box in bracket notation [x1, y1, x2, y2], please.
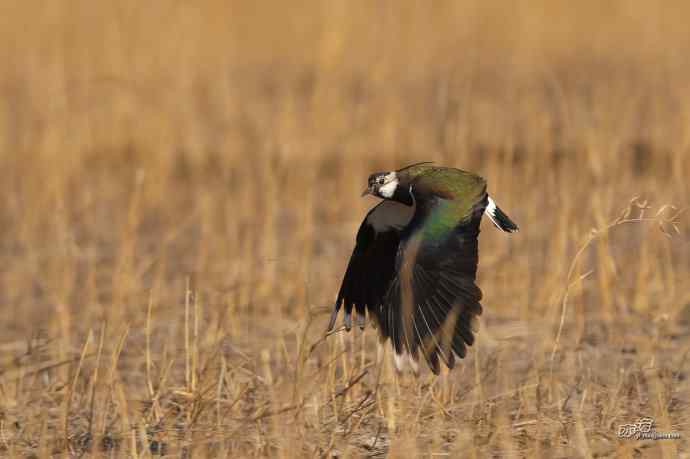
[0, 0, 689, 457]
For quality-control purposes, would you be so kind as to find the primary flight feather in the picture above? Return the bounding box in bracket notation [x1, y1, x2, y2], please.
[328, 163, 518, 374]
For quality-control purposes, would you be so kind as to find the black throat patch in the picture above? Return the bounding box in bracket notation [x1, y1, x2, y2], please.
[392, 184, 414, 206]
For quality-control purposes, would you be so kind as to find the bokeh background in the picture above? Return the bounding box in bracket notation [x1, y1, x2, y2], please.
[1, 1, 688, 457]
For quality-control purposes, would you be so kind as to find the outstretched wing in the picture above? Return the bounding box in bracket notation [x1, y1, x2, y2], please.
[328, 200, 414, 331]
[383, 193, 487, 374]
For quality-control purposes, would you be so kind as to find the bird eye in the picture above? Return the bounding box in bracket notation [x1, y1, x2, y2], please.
[377, 177, 384, 185]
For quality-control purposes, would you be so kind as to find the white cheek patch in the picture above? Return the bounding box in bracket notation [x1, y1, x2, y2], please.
[378, 177, 398, 198]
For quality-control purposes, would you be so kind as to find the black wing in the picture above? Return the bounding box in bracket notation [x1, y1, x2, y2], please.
[329, 200, 414, 331]
[383, 196, 486, 374]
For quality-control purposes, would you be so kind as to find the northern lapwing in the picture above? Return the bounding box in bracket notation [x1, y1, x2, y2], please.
[328, 162, 518, 374]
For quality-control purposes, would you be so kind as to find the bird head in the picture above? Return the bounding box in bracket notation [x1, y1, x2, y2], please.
[362, 162, 433, 201]
[362, 171, 399, 199]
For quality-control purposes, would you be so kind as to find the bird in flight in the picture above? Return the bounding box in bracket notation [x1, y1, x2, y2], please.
[328, 162, 518, 374]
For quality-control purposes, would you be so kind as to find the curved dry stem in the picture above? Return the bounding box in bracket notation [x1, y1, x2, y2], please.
[549, 197, 687, 376]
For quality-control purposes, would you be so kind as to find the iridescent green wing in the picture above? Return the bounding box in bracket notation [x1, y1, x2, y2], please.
[381, 167, 489, 373]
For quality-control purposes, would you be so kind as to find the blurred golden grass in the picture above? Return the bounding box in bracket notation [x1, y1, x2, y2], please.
[1, 0, 689, 457]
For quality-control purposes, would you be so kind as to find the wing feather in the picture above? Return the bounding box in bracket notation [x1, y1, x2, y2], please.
[383, 194, 487, 374]
[329, 200, 413, 331]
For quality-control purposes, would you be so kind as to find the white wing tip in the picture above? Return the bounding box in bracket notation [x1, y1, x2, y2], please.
[485, 196, 519, 232]
[485, 196, 501, 229]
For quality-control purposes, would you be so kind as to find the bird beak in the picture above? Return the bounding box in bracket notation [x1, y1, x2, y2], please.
[361, 187, 371, 197]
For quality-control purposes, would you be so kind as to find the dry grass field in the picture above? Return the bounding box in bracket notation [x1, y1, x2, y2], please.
[1, 1, 689, 457]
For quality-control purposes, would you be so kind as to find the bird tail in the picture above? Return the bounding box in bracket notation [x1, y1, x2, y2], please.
[485, 196, 519, 232]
